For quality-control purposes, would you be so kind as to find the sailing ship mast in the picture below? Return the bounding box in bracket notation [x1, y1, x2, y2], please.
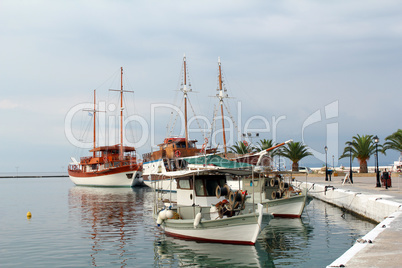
[120, 67, 124, 160]
[110, 67, 134, 160]
[84, 90, 98, 158]
[93, 90, 96, 158]
[181, 54, 191, 149]
[217, 57, 228, 157]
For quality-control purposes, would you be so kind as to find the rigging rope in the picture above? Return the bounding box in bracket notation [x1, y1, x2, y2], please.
[187, 97, 204, 139]
[168, 95, 184, 137]
[223, 100, 240, 138]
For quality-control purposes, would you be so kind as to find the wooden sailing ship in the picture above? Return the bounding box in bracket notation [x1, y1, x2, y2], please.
[68, 67, 142, 187]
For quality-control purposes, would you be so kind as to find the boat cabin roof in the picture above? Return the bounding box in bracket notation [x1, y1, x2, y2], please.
[158, 137, 198, 146]
[89, 145, 136, 152]
[156, 168, 253, 179]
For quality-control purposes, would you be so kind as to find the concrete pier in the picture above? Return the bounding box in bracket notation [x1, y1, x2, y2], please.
[295, 174, 402, 268]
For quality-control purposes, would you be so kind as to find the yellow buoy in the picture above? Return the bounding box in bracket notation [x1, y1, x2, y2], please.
[27, 211, 32, 218]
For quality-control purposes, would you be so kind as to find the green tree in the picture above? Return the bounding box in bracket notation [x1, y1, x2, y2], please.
[255, 139, 274, 151]
[255, 139, 281, 158]
[382, 129, 402, 155]
[339, 134, 380, 173]
[277, 141, 312, 171]
[229, 141, 254, 154]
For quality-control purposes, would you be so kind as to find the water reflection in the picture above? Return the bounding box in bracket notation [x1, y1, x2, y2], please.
[67, 186, 376, 268]
[258, 199, 376, 267]
[68, 186, 148, 267]
[154, 236, 272, 268]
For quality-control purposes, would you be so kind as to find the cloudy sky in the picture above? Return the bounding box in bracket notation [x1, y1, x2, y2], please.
[1, 0, 401, 172]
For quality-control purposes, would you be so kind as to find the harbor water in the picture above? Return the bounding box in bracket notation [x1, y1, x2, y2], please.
[0, 177, 376, 267]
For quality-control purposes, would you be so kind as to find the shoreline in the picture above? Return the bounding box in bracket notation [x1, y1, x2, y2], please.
[0, 175, 69, 178]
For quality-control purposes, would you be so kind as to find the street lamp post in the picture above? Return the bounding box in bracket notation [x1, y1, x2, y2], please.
[374, 135, 381, 187]
[348, 142, 353, 184]
[278, 154, 281, 171]
[325, 146, 328, 181]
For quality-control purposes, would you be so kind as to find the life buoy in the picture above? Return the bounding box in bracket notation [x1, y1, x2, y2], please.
[215, 185, 222, 198]
[174, 150, 181, 157]
[229, 191, 235, 207]
[279, 181, 285, 190]
[243, 140, 248, 146]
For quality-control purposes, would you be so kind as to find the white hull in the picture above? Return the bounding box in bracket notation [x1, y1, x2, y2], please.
[69, 171, 143, 187]
[144, 178, 177, 192]
[160, 204, 271, 245]
[258, 194, 309, 218]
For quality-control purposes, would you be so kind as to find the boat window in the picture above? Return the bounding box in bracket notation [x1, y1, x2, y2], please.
[194, 179, 206, 196]
[178, 179, 191, 189]
[205, 179, 220, 196]
[177, 160, 187, 169]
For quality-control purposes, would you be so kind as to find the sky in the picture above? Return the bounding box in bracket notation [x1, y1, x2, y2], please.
[1, 0, 401, 173]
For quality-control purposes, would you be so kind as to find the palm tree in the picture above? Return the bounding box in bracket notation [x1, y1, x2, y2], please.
[277, 141, 313, 172]
[255, 138, 281, 158]
[255, 139, 274, 151]
[382, 129, 402, 155]
[229, 141, 254, 154]
[339, 134, 379, 173]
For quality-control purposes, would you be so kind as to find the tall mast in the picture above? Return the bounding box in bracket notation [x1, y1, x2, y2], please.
[217, 57, 228, 157]
[182, 54, 190, 149]
[110, 67, 134, 160]
[93, 89, 96, 158]
[120, 67, 124, 160]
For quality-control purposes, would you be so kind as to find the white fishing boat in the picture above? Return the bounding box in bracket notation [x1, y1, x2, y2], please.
[154, 168, 274, 245]
[238, 172, 311, 218]
[68, 67, 143, 187]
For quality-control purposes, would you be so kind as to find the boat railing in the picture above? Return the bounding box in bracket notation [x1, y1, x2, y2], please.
[68, 164, 81, 171]
[142, 153, 152, 162]
[80, 156, 92, 163]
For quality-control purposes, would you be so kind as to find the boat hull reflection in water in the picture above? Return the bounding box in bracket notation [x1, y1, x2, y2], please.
[154, 237, 272, 267]
[68, 186, 150, 267]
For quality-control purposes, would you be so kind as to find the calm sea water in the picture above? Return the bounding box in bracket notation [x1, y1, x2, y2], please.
[0, 177, 376, 267]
